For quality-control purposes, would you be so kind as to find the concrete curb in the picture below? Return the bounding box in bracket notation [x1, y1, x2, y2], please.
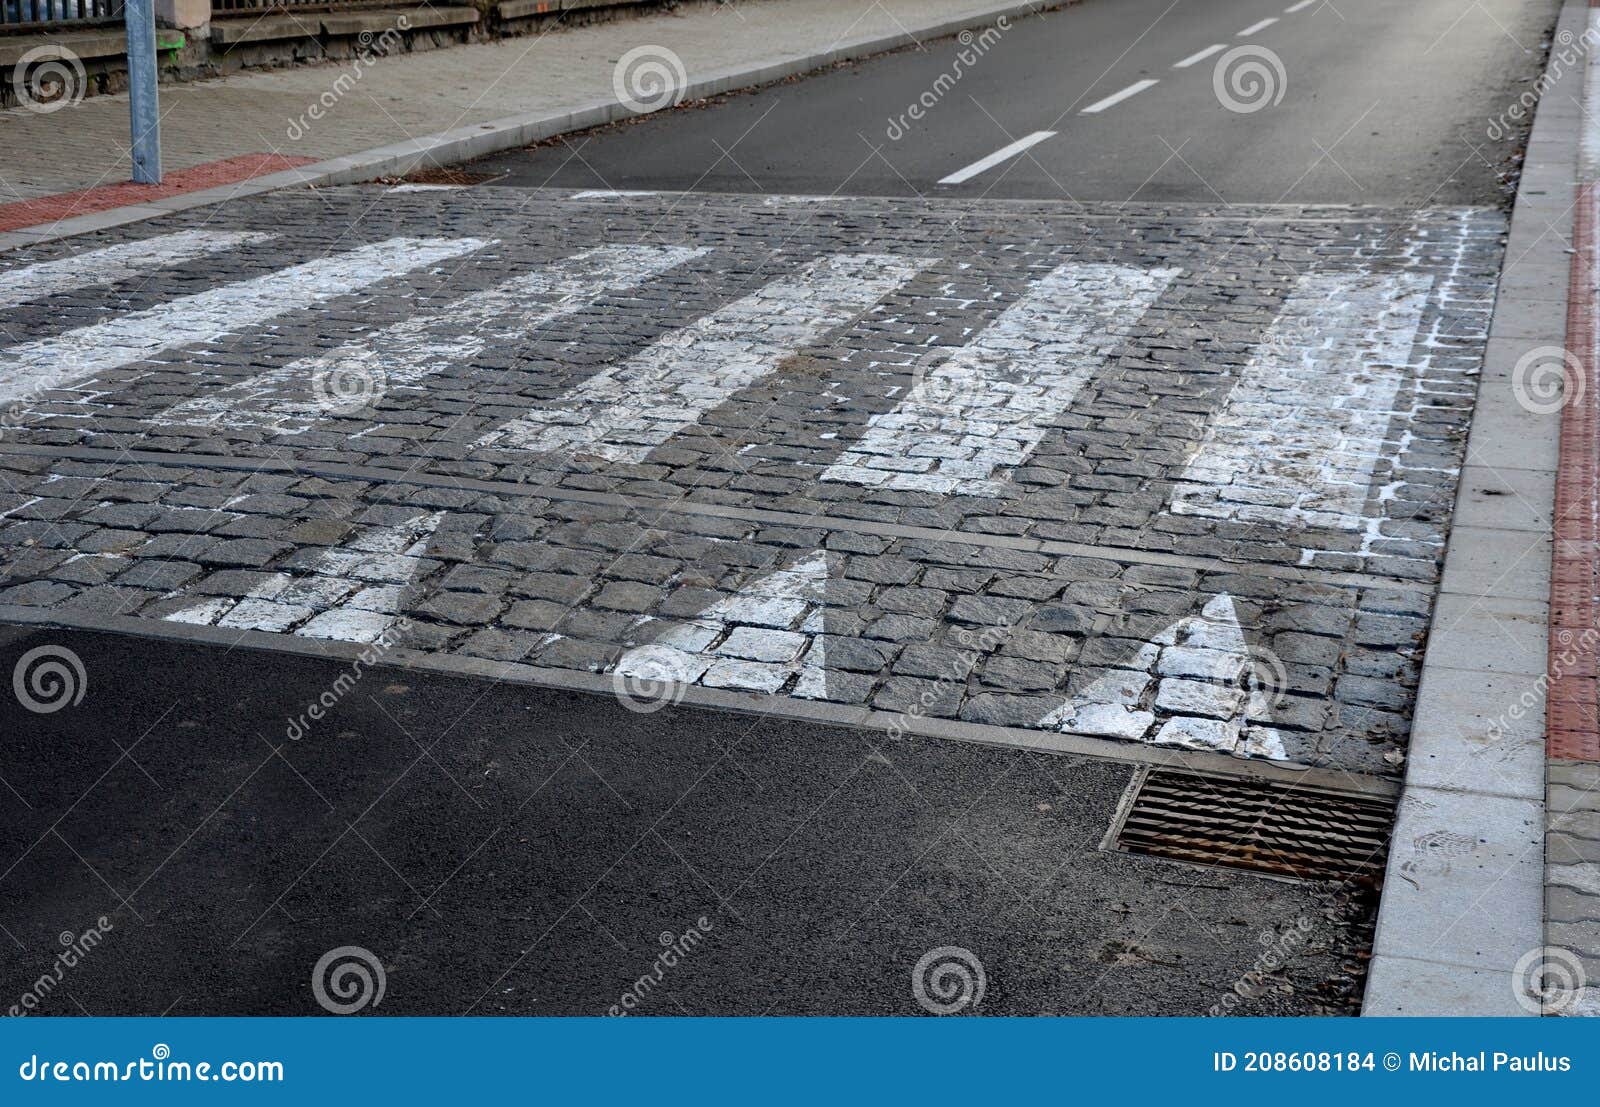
[1360, 0, 1585, 1017]
[0, 0, 1059, 252]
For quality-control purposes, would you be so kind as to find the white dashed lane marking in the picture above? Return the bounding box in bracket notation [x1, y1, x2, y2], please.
[937, 131, 1057, 185]
[476, 253, 925, 461]
[0, 230, 273, 311]
[1237, 17, 1279, 35]
[1284, 0, 1317, 12]
[160, 244, 706, 435]
[1168, 269, 1433, 531]
[0, 237, 488, 405]
[1173, 44, 1227, 68]
[1080, 79, 1161, 114]
[820, 262, 1179, 495]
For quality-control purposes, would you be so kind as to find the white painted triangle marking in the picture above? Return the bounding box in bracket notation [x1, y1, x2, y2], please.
[1036, 592, 1289, 759]
[0, 230, 274, 311]
[820, 263, 1178, 495]
[160, 511, 445, 643]
[476, 253, 925, 460]
[160, 243, 707, 435]
[615, 550, 832, 696]
[1170, 269, 1433, 530]
[0, 236, 490, 405]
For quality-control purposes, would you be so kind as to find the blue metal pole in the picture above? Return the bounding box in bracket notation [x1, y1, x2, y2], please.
[124, 0, 161, 184]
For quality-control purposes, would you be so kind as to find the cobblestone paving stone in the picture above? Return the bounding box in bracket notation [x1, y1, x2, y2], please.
[1548, 759, 1600, 1015]
[0, 186, 1504, 778]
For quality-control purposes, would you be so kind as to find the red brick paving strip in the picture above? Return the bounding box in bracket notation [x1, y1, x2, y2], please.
[0, 154, 315, 234]
[1550, 181, 1600, 761]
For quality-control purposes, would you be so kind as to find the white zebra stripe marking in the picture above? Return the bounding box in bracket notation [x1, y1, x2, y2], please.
[615, 550, 832, 696]
[0, 237, 488, 406]
[161, 244, 705, 435]
[819, 263, 1179, 495]
[160, 511, 444, 643]
[0, 230, 273, 311]
[477, 253, 924, 461]
[1169, 270, 1433, 530]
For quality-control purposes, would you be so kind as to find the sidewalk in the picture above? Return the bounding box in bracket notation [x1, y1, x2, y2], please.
[0, 0, 1044, 215]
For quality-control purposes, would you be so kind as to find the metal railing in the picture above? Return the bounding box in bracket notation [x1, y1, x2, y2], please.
[1, 0, 123, 30]
[211, 0, 427, 11]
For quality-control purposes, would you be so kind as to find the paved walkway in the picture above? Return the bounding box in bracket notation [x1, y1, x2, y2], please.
[0, 0, 1042, 203]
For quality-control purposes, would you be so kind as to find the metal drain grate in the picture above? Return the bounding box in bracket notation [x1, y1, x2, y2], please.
[1111, 769, 1394, 882]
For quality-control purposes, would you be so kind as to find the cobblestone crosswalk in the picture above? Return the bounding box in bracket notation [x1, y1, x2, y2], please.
[0, 187, 1504, 776]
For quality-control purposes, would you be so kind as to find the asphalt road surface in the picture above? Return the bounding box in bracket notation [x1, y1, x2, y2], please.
[0, 0, 1559, 1017]
[472, 0, 1557, 203]
[0, 626, 1372, 1016]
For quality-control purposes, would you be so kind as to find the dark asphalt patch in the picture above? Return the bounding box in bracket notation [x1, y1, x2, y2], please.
[0, 624, 1374, 1015]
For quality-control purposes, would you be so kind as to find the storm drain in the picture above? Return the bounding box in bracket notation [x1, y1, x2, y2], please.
[1109, 769, 1394, 882]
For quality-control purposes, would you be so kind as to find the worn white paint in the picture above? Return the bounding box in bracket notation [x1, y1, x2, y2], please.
[160, 512, 444, 643]
[570, 190, 661, 199]
[478, 253, 923, 460]
[0, 237, 487, 405]
[820, 263, 1178, 495]
[161, 244, 704, 435]
[1237, 17, 1279, 35]
[1080, 80, 1159, 114]
[0, 230, 273, 311]
[615, 550, 831, 696]
[937, 132, 1056, 185]
[1169, 270, 1433, 530]
[1036, 593, 1288, 759]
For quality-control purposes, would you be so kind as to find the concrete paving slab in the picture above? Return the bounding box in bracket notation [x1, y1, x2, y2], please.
[1452, 465, 1556, 532]
[1439, 528, 1552, 602]
[1425, 594, 1549, 676]
[1372, 787, 1544, 971]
